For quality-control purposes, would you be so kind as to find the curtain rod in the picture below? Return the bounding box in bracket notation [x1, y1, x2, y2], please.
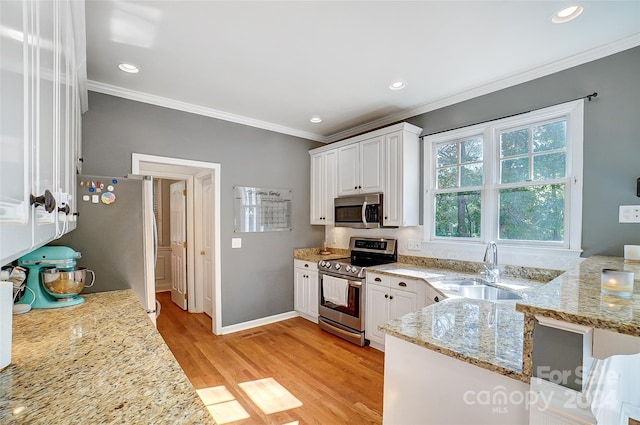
[419, 92, 597, 139]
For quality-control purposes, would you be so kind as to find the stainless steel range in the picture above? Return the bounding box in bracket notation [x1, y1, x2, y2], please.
[318, 236, 397, 346]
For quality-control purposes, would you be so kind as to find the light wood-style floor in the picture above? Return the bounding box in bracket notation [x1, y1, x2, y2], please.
[156, 292, 385, 424]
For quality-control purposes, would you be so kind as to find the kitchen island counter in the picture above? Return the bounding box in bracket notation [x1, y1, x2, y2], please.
[0, 290, 214, 424]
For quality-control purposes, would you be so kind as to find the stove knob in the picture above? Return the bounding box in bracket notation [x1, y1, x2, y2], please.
[319, 261, 324, 267]
[345, 266, 352, 272]
[335, 263, 341, 270]
[325, 262, 331, 268]
[351, 267, 359, 274]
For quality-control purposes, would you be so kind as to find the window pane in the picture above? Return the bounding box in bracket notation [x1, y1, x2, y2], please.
[533, 120, 566, 152]
[533, 152, 566, 180]
[435, 191, 481, 238]
[461, 137, 483, 163]
[437, 166, 457, 189]
[461, 163, 482, 187]
[499, 184, 565, 241]
[437, 143, 458, 167]
[500, 129, 529, 157]
[501, 157, 529, 184]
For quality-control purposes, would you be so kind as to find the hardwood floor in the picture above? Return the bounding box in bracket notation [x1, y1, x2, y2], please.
[156, 292, 385, 424]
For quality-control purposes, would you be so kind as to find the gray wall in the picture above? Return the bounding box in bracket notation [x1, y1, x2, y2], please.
[405, 46, 640, 257]
[81, 92, 325, 326]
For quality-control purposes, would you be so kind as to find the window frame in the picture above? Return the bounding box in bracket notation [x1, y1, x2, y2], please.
[423, 100, 584, 253]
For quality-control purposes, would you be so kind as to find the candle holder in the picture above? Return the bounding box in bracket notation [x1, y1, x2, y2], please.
[601, 269, 634, 298]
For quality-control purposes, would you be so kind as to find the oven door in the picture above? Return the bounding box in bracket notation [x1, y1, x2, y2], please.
[318, 273, 364, 332]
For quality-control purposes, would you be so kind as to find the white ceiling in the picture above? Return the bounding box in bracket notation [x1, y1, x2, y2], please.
[84, 1, 640, 143]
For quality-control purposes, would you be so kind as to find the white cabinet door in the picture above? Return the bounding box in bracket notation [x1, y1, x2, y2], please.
[366, 283, 390, 349]
[383, 131, 401, 226]
[310, 153, 324, 224]
[337, 143, 360, 196]
[359, 136, 384, 194]
[308, 269, 319, 317]
[310, 150, 337, 225]
[0, 0, 32, 264]
[294, 267, 308, 313]
[389, 289, 417, 321]
[32, 0, 59, 247]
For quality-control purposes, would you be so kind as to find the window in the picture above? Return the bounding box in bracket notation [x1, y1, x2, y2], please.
[424, 100, 583, 251]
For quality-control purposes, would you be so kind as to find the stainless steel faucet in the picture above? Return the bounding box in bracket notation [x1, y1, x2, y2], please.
[482, 241, 499, 282]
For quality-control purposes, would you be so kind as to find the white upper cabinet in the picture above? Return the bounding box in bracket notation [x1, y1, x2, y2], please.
[310, 122, 422, 227]
[310, 150, 337, 225]
[337, 136, 383, 196]
[0, 0, 85, 266]
[383, 129, 420, 227]
[0, 0, 32, 262]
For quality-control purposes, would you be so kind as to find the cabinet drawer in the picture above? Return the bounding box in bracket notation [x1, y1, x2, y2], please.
[294, 259, 318, 271]
[367, 272, 389, 286]
[390, 276, 418, 293]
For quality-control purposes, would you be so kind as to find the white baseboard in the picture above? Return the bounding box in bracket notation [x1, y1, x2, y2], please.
[220, 310, 299, 335]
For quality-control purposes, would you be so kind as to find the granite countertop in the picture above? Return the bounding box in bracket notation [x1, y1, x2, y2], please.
[515, 255, 640, 336]
[377, 256, 640, 383]
[293, 247, 349, 262]
[373, 263, 544, 383]
[0, 290, 214, 424]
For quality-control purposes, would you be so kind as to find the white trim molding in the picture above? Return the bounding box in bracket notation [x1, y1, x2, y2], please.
[88, 81, 326, 142]
[220, 311, 299, 335]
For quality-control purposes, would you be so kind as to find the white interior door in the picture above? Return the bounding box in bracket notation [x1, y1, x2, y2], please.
[170, 181, 188, 310]
[200, 173, 214, 317]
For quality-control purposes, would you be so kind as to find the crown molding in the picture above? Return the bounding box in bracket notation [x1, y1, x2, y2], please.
[323, 33, 640, 143]
[86, 81, 329, 143]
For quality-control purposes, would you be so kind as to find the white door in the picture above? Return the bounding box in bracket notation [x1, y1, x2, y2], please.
[365, 283, 389, 348]
[199, 174, 214, 317]
[170, 181, 188, 310]
[337, 144, 360, 196]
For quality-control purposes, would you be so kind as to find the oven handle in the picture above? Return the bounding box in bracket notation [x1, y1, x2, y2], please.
[319, 273, 363, 287]
[361, 201, 368, 227]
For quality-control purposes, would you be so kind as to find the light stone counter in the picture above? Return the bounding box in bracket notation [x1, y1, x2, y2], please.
[293, 247, 349, 263]
[378, 256, 640, 383]
[0, 290, 214, 424]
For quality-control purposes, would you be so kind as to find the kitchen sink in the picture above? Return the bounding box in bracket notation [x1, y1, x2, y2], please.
[431, 278, 522, 301]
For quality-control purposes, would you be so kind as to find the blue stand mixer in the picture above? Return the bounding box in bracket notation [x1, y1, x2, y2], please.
[17, 246, 86, 309]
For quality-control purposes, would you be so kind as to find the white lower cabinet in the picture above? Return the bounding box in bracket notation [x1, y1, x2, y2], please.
[365, 272, 426, 351]
[294, 259, 319, 323]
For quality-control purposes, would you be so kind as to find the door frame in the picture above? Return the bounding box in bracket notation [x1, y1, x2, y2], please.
[132, 153, 222, 335]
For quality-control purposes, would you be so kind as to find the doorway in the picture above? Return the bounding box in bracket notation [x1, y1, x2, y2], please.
[132, 153, 222, 335]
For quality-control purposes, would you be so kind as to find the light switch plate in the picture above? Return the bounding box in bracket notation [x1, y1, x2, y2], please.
[619, 205, 640, 223]
[231, 237, 242, 248]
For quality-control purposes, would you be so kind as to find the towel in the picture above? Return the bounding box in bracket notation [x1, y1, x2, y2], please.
[322, 275, 349, 307]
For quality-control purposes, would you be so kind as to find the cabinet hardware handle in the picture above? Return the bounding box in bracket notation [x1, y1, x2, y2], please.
[200, 250, 206, 255]
[385, 216, 388, 220]
[389, 295, 394, 300]
[434, 296, 440, 302]
[398, 282, 407, 287]
[375, 277, 382, 282]
[304, 264, 308, 267]
[30, 190, 56, 213]
[354, 186, 358, 190]
[384, 294, 389, 299]
[358, 185, 362, 189]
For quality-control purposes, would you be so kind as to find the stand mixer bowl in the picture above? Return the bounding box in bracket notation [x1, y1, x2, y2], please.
[41, 268, 95, 300]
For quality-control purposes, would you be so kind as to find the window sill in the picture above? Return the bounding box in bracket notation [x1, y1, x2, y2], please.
[415, 240, 583, 271]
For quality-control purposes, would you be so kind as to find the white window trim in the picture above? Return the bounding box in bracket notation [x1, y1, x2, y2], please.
[423, 100, 584, 257]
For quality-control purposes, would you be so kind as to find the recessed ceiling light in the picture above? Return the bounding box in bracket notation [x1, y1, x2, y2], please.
[118, 63, 140, 73]
[310, 116, 322, 123]
[551, 5, 584, 23]
[389, 81, 406, 90]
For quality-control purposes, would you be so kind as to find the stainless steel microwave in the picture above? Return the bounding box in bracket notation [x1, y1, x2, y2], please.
[334, 193, 383, 229]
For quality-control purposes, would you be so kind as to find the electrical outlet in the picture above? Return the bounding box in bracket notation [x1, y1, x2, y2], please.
[408, 239, 422, 250]
[231, 237, 242, 248]
[619, 205, 640, 223]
